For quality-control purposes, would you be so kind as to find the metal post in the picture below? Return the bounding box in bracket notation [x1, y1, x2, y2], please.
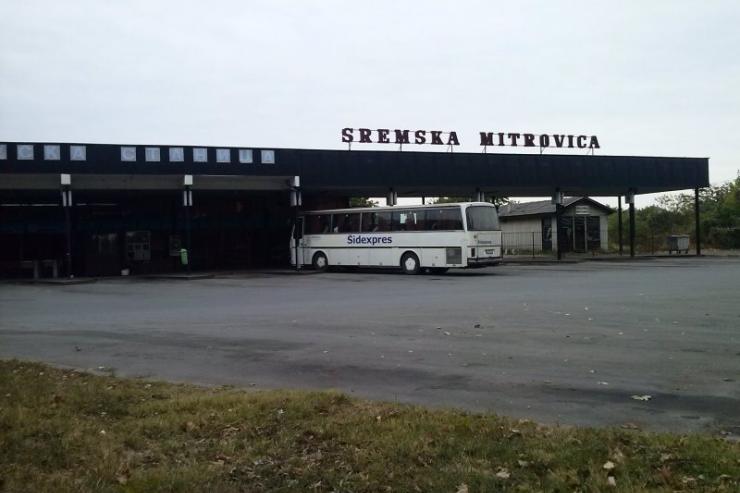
[694, 187, 701, 256]
[293, 203, 300, 271]
[60, 175, 74, 278]
[556, 205, 563, 260]
[290, 176, 302, 271]
[184, 198, 192, 274]
[64, 198, 73, 277]
[532, 231, 535, 259]
[617, 196, 623, 255]
[553, 190, 563, 261]
[629, 198, 636, 258]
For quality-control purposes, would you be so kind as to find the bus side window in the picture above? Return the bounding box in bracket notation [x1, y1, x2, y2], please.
[375, 211, 391, 232]
[335, 213, 361, 233]
[392, 211, 409, 231]
[428, 208, 463, 230]
[305, 215, 321, 234]
[406, 211, 421, 231]
[362, 211, 391, 232]
[361, 212, 377, 232]
[330, 214, 340, 233]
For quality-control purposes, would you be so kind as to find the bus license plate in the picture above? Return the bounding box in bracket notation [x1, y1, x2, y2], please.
[485, 249, 494, 255]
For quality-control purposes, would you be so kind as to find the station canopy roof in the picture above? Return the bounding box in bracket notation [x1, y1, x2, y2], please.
[0, 142, 709, 198]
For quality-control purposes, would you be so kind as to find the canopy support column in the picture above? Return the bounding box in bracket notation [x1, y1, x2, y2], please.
[695, 187, 701, 256]
[627, 190, 636, 258]
[617, 195, 623, 255]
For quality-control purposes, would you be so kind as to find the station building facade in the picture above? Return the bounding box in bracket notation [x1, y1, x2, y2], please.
[0, 142, 709, 277]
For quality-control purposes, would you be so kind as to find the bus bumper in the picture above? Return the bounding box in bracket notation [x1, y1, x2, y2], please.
[466, 257, 503, 268]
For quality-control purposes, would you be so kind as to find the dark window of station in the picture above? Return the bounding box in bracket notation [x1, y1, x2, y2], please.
[332, 212, 361, 233]
[361, 211, 392, 232]
[424, 207, 464, 230]
[306, 214, 331, 234]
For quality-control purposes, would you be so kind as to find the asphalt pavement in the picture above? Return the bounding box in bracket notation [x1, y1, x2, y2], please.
[1, 257, 738, 435]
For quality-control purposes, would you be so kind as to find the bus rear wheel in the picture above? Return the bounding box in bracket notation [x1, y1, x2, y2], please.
[401, 252, 421, 275]
[312, 252, 328, 272]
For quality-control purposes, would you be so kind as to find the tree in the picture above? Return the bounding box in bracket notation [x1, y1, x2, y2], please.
[607, 173, 740, 251]
[349, 197, 378, 208]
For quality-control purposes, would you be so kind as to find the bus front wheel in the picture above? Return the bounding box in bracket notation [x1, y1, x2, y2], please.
[401, 252, 420, 275]
[312, 252, 328, 272]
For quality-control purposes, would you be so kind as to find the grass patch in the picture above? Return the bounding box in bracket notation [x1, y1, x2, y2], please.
[0, 360, 738, 492]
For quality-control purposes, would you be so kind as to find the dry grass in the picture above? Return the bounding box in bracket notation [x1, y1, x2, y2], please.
[0, 360, 738, 492]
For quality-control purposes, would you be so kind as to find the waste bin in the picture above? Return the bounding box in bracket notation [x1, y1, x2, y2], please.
[666, 235, 690, 254]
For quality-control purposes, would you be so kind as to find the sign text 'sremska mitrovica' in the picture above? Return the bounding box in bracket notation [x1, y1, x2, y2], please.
[341, 128, 600, 150]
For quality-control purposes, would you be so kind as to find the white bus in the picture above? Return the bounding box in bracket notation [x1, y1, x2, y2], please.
[290, 202, 502, 274]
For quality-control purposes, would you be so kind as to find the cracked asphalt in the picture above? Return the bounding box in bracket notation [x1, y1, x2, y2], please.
[1, 257, 738, 435]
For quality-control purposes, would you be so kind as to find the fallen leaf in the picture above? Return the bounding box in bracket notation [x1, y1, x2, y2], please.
[495, 468, 510, 479]
[631, 395, 652, 401]
[455, 484, 468, 493]
[607, 476, 617, 487]
[517, 459, 530, 467]
[603, 461, 615, 471]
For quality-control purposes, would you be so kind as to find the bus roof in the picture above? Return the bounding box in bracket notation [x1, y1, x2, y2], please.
[301, 202, 496, 215]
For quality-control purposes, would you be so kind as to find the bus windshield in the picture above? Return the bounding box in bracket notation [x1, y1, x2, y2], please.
[465, 206, 499, 231]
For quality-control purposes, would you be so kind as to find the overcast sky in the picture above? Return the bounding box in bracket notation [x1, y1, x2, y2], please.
[1, 1, 738, 206]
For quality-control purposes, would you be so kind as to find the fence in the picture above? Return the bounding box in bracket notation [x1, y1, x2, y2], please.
[501, 231, 551, 258]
